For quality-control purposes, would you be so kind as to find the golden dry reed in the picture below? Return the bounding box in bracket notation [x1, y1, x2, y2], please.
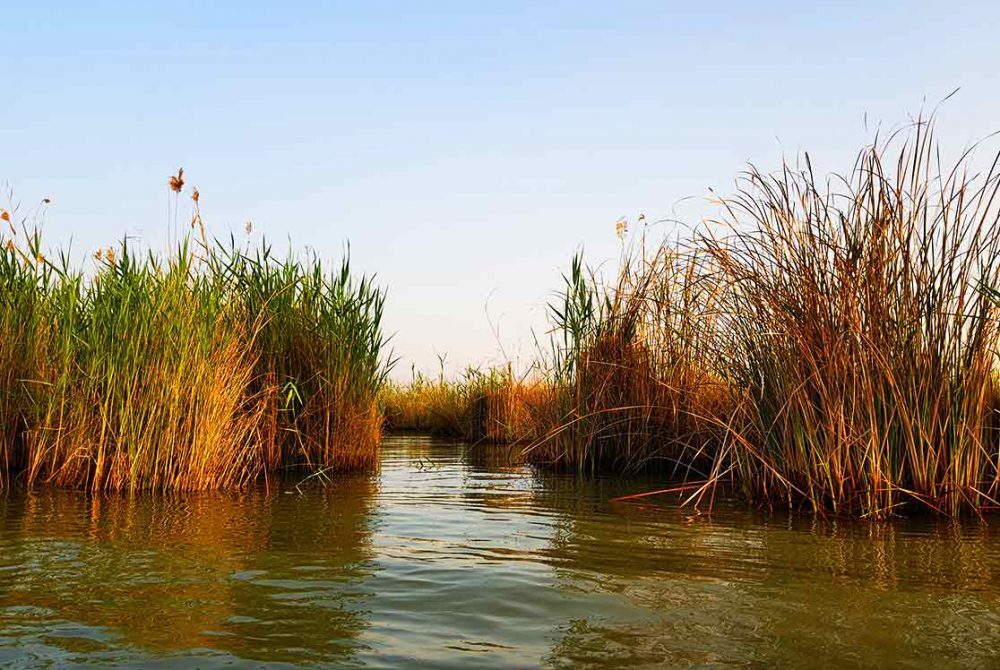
[0, 202, 390, 492]
[700, 119, 1000, 518]
[525, 118, 1000, 518]
[381, 365, 551, 444]
[525, 245, 731, 475]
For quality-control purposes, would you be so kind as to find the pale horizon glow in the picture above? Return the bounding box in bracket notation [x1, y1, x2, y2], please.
[2, 1, 999, 379]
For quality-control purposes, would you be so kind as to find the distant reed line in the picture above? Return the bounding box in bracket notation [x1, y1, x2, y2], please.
[381, 364, 551, 444]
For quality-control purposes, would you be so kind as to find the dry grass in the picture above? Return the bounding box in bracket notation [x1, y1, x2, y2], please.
[382, 366, 552, 444]
[699, 119, 1000, 517]
[529, 117, 1000, 518]
[524, 245, 732, 474]
[7, 116, 1000, 518]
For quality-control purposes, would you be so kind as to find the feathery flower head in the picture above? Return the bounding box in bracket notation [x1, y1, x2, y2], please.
[169, 168, 185, 193]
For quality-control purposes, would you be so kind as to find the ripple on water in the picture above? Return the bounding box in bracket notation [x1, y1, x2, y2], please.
[1, 435, 1000, 668]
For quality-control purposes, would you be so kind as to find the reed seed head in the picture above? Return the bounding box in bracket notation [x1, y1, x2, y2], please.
[169, 168, 185, 194]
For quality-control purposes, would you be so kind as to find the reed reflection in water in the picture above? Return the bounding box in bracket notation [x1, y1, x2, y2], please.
[0, 435, 999, 668]
[0, 475, 377, 667]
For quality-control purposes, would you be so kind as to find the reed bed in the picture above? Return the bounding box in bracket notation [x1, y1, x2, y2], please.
[527, 119, 1000, 518]
[381, 366, 551, 444]
[0, 217, 389, 492]
[701, 120, 1000, 517]
[524, 246, 731, 474]
[7, 117, 998, 519]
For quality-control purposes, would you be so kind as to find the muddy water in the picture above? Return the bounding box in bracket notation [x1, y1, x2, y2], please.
[0, 435, 999, 668]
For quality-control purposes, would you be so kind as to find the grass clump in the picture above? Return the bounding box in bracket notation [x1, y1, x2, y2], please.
[209, 240, 390, 474]
[22, 240, 263, 491]
[525, 246, 730, 474]
[529, 117, 1000, 518]
[702, 120, 1000, 517]
[381, 364, 550, 444]
[0, 214, 390, 492]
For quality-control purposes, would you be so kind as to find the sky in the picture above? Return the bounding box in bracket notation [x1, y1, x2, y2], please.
[2, 1, 999, 379]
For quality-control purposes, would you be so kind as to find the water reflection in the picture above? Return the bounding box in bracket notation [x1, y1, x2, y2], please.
[526, 464, 1000, 668]
[0, 436, 999, 668]
[0, 474, 377, 667]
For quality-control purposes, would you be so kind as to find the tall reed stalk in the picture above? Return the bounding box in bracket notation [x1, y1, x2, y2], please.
[0, 216, 390, 491]
[702, 120, 1000, 517]
[526, 245, 729, 474]
[530, 117, 1000, 518]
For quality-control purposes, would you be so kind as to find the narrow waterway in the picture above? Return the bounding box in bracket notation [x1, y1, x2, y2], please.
[0, 434, 999, 668]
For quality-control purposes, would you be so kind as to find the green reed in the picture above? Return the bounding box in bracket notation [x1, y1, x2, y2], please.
[0, 221, 391, 491]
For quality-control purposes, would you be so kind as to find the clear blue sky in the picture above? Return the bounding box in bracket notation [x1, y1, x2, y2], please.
[3, 1, 998, 378]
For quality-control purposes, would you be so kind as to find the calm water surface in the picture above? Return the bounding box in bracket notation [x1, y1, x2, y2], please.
[1, 435, 1000, 668]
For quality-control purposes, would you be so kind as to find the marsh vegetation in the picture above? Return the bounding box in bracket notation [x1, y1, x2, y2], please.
[0, 203, 390, 491]
[2, 118, 999, 520]
[389, 120, 1000, 519]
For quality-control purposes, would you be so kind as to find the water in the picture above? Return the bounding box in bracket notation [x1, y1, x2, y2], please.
[1, 436, 1000, 668]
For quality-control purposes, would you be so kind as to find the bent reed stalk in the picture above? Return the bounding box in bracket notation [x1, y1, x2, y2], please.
[524, 119, 1000, 518]
[0, 224, 390, 492]
[701, 120, 1000, 518]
